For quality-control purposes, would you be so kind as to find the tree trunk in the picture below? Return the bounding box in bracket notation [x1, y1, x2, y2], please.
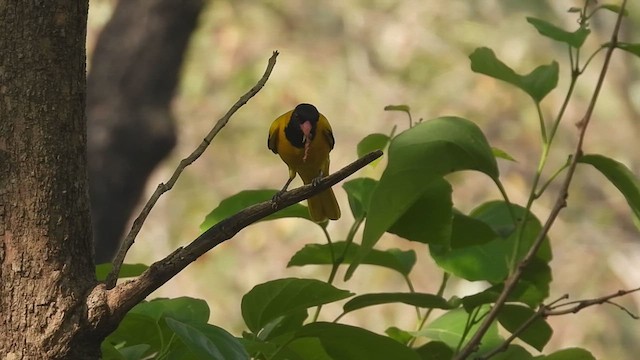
[0, 1, 101, 358]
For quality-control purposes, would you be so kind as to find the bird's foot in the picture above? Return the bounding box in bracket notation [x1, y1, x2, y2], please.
[311, 173, 324, 187]
[271, 190, 286, 209]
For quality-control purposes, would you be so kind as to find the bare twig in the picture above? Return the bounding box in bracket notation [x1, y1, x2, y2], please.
[479, 287, 640, 359]
[454, 2, 628, 358]
[103, 150, 383, 323]
[105, 51, 280, 288]
[545, 287, 640, 317]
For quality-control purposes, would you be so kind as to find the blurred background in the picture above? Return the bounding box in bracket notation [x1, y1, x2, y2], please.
[88, 0, 640, 358]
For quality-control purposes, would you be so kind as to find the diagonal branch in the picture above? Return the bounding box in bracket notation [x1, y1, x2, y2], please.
[103, 150, 383, 324]
[454, 2, 628, 358]
[105, 51, 280, 288]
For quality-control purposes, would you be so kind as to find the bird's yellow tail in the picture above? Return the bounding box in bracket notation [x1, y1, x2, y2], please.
[307, 188, 340, 222]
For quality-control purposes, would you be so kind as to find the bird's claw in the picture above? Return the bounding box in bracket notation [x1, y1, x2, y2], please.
[311, 171, 325, 187]
[271, 190, 285, 209]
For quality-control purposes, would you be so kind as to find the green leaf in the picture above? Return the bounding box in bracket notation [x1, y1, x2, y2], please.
[165, 318, 249, 360]
[490, 344, 533, 360]
[342, 178, 378, 220]
[200, 190, 312, 231]
[497, 305, 552, 351]
[347, 116, 498, 280]
[492, 147, 517, 162]
[578, 154, 640, 224]
[542, 348, 595, 360]
[599, 4, 629, 16]
[95, 263, 148, 281]
[434, 202, 553, 285]
[357, 133, 390, 158]
[471, 201, 552, 262]
[615, 43, 640, 58]
[526, 17, 590, 48]
[469, 47, 558, 102]
[131, 297, 210, 324]
[430, 212, 505, 282]
[241, 278, 353, 333]
[385, 327, 414, 345]
[415, 341, 454, 360]
[296, 322, 421, 360]
[388, 179, 453, 245]
[416, 307, 502, 353]
[288, 241, 417, 276]
[462, 278, 547, 311]
[343, 293, 455, 315]
[384, 104, 411, 112]
[104, 313, 160, 356]
[277, 337, 333, 360]
[104, 296, 212, 357]
[256, 309, 308, 341]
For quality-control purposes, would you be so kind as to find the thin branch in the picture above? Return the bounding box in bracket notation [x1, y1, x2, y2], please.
[545, 287, 640, 317]
[454, 2, 628, 358]
[104, 150, 384, 323]
[479, 287, 640, 359]
[105, 51, 280, 288]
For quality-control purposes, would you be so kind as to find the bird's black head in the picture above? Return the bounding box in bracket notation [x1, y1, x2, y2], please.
[286, 103, 319, 148]
[291, 103, 320, 125]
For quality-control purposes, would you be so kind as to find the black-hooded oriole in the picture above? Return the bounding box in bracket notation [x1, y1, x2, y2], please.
[268, 103, 341, 222]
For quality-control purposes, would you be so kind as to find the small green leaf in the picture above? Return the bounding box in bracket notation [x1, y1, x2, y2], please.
[543, 348, 596, 360]
[296, 322, 421, 360]
[490, 344, 533, 360]
[469, 47, 558, 102]
[343, 293, 454, 315]
[347, 116, 498, 280]
[599, 4, 629, 16]
[567, 7, 581, 13]
[492, 147, 517, 162]
[526, 17, 590, 48]
[614, 43, 640, 59]
[96, 263, 148, 281]
[131, 297, 210, 324]
[497, 305, 552, 351]
[241, 278, 353, 333]
[385, 327, 413, 345]
[165, 318, 249, 360]
[200, 190, 312, 231]
[416, 307, 502, 353]
[357, 133, 390, 158]
[384, 104, 411, 112]
[288, 241, 417, 276]
[415, 341, 454, 360]
[342, 178, 378, 220]
[578, 154, 640, 224]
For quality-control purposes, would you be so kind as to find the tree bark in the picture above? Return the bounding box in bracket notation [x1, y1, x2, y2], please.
[0, 1, 100, 358]
[88, 0, 204, 263]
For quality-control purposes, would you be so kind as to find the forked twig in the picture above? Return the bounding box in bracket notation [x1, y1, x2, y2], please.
[105, 51, 280, 288]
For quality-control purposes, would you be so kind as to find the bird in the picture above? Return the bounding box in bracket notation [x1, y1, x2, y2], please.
[268, 103, 341, 222]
